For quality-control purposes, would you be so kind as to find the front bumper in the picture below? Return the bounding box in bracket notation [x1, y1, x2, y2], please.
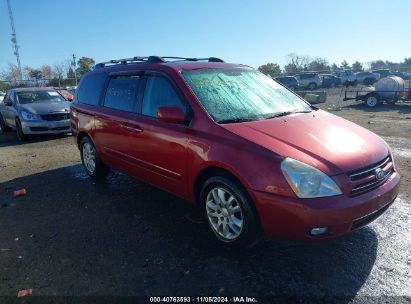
[21, 119, 71, 135]
[254, 171, 400, 241]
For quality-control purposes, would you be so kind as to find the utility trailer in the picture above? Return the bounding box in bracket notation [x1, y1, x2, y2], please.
[343, 76, 411, 107]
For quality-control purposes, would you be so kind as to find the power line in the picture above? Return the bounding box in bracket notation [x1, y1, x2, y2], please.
[6, 0, 22, 80]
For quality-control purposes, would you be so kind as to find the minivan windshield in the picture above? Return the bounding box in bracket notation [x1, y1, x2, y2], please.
[17, 90, 66, 104]
[182, 68, 311, 123]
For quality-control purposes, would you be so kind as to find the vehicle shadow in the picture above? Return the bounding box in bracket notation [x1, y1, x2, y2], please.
[0, 165, 378, 299]
[0, 131, 72, 147]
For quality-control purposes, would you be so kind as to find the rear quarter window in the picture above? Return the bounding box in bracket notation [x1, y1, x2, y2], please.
[77, 74, 106, 106]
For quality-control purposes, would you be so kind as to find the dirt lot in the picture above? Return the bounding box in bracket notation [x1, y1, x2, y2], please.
[0, 94, 410, 301]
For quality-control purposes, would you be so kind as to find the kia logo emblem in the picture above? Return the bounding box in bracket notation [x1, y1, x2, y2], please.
[375, 168, 385, 181]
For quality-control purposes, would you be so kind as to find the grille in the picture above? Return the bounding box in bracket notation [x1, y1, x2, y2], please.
[41, 113, 70, 121]
[51, 126, 70, 131]
[348, 156, 394, 195]
[30, 127, 48, 132]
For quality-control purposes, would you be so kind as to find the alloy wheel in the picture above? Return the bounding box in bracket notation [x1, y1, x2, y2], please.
[206, 187, 244, 240]
[82, 142, 96, 174]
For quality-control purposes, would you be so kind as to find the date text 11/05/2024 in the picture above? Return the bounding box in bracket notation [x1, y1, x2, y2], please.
[149, 296, 258, 303]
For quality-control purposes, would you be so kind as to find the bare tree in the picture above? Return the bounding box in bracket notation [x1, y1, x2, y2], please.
[41, 65, 52, 80]
[284, 53, 310, 74]
[52, 60, 71, 87]
[1, 63, 21, 84]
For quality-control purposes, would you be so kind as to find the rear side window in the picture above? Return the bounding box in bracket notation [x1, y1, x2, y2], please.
[77, 74, 106, 105]
[103, 76, 141, 112]
[142, 76, 186, 118]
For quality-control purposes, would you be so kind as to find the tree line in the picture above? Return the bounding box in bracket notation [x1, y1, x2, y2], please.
[2, 53, 411, 91]
[0, 56, 95, 91]
[258, 53, 411, 77]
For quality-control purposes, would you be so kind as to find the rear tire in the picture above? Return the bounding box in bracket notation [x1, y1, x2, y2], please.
[0, 114, 11, 133]
[15, 118, 27, 141]
[365, 93, 381, 108]
[200, 176, 261, 248]
[80, 136, 109, 180]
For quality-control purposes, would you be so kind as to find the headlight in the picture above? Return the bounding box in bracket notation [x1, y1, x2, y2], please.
[21, 110, 40, 121]
[281, 158, 342, 198]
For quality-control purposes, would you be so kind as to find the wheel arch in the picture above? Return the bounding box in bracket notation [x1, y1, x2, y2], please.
[193, 164, 263, 230]
[193, 164, 256, 207]
[77, 131, 92, 148]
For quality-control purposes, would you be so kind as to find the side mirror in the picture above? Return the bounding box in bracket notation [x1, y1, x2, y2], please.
[157, 106, 187, 124]
[4, 99, 12, 106]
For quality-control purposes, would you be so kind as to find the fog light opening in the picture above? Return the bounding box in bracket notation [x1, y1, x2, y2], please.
[310, 227, 329, 236]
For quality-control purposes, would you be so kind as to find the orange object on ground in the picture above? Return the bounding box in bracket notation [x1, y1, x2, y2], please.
[13, 188, 27, 197]
[17, 289, 32, 297]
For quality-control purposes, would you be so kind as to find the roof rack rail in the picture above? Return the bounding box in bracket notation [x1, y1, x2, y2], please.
[160, 57, 224, 63]
[94, 56, 224, 69]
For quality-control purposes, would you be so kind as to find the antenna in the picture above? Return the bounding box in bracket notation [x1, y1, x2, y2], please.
[6, 0, 22, 81]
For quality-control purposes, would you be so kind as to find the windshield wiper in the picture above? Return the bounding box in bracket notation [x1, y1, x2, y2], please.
[218, 110, 313, 124]
[262, 110, 312, 120]
[217, 117, 257, 124]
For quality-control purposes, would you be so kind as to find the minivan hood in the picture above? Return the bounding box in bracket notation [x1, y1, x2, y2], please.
[19, 102, 70, 114]
[221, 110, 389, 175]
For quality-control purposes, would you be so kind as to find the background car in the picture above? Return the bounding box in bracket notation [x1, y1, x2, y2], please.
[274, 76, 299, 91]
[372, 69, 393, 79]
[0, 91, 5, 102]
[403, 71, 411, 80]
[57, 89, 74, 101]
[355, 72, 380, 85]
[392, 71, 408, 79]
[320, 74, 341, 88]
[66, 86, 77, 96]
[293, 73, 322, 90]
[0, 87, 71, 140]
[333, 70, 357, 86]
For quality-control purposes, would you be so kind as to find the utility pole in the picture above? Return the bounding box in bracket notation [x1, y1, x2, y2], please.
[72, 54, 78, 86]
[6, 0, 22, 81]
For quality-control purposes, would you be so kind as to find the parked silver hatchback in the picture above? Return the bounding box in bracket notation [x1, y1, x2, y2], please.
[0, 88, 71, 141]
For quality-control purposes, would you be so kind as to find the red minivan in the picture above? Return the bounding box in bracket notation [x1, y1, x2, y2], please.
[70, 56, 400, 247]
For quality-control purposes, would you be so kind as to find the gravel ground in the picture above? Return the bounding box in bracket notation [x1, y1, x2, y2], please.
[0, 93, 410, 302]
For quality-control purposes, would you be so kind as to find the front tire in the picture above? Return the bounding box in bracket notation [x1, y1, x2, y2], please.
[80, 136, 109, 179]
[15, 118, 27, 141]
[200, 176, 260, 248]
[0, 114, 11, 133]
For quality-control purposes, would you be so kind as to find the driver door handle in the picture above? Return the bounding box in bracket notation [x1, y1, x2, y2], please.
[121, 122, 143, 133]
